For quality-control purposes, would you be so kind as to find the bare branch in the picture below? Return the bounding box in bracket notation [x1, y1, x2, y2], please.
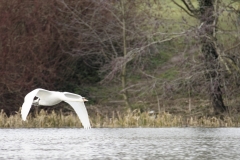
[171, 0, 196, 17]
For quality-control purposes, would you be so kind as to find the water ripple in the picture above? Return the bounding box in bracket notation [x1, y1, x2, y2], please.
[0, 128, 240, 159]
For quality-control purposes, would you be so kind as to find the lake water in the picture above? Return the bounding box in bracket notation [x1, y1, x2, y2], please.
[0, 128, 240, 160]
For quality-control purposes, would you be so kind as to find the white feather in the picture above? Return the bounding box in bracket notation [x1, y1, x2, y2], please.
[21, 88, 91, 129]
[64, 101, 91, 129]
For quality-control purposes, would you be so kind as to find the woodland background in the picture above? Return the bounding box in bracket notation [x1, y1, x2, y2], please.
[1, 0, 240, 118]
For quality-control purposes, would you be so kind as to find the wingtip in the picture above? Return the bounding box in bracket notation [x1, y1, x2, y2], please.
[83, 125, 91, 129]
[21, 115, 26, 121]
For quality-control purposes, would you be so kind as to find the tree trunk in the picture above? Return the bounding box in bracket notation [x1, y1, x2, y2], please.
[120, 0, 130, 108]
[202, 42, 227, 114]
[199, 0, 227, 114]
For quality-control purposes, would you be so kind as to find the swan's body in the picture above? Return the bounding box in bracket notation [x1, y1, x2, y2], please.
[21, 88, 91, 129]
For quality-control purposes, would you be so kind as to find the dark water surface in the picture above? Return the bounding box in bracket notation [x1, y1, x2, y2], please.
[0, 128, 240, 160]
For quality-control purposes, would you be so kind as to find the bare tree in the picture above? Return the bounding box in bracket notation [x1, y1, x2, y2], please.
[171, 0, 240, 114]
[0, 0, 92, 114]
[57, 0, 172, 109]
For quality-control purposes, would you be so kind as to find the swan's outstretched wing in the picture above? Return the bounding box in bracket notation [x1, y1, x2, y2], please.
[21, 89, 40, 121]
[21, 88, 52, 121]
[65, 101, 91, 129]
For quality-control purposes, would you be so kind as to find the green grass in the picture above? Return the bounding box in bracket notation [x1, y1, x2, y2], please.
[159, 68, 178, 80]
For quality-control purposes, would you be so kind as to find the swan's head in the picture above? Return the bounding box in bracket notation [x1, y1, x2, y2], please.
[32, 97, 40, 106]
[82, 97, 88, 102]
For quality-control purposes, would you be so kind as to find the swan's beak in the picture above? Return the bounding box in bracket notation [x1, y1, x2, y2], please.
[83, 97, 88, 102]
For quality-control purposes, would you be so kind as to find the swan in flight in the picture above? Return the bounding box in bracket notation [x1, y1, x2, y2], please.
[21, 88, 91, 129]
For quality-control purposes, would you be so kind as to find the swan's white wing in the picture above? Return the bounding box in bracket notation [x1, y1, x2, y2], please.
[21, 89, 40, 121]
[65, 101, 91, 129]
[21, 88, 55, 120]
[63, 92, 82, 99]
[35, 88, 55, 99]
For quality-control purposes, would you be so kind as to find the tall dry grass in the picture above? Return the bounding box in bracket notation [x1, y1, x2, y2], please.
[0, 109, 240, 128]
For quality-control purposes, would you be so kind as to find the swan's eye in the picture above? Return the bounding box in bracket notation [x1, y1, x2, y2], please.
[34, 97, 38, 100]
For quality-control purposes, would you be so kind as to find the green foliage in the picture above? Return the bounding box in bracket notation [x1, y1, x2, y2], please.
[130, 104, 147, 112]
[151, 51, 172, 66]
[159, 68, 178, 80]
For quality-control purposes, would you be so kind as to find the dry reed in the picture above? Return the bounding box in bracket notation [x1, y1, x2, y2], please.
[0, 109, 240, 128]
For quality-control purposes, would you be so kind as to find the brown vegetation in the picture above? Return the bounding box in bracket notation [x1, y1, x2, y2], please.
[1, 109, 240, 128]
[0, 0, 102, 114]
[1, 0, 240, 125]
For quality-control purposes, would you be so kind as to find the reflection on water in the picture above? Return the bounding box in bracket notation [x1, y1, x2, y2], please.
[0, 128, 240, 159]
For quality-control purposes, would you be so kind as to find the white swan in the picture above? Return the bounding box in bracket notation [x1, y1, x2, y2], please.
[21, 88, 91, 129]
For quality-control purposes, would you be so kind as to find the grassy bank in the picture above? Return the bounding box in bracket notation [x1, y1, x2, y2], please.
[1, 109, 240, 128]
